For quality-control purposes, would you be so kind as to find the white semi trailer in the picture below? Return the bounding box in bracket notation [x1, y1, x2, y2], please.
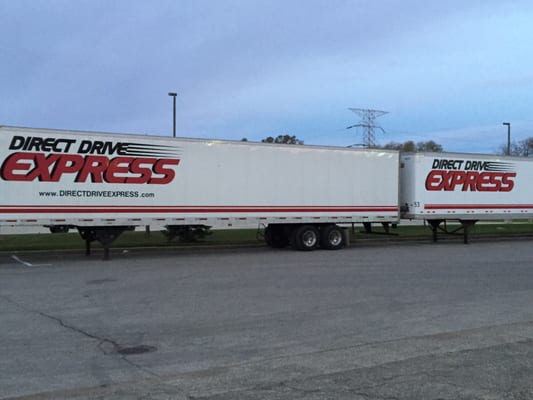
[0, 126, 400, 258]
[400, 152, 533, 242]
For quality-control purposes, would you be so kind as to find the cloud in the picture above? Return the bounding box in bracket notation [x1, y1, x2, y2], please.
[1, 0, 533, 154]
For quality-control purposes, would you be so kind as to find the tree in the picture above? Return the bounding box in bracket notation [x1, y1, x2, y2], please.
[498, 137, 533, 156]
[262, 134, 304, 145]
[378, 140, 443, 152]
[380, 140, 415, 151]
[415, 140, 443, 152]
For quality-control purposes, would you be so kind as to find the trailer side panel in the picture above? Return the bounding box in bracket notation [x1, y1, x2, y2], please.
[0, 126, 400, 228]
[400, 152, 533, 220]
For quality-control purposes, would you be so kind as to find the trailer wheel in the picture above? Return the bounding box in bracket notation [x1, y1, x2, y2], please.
[264, 225, 289, 248]
[320, 225, 344, 250]
[292, 225, 319, 251]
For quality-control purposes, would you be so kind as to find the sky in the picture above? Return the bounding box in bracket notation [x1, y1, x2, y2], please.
[1, 0, 533, 154]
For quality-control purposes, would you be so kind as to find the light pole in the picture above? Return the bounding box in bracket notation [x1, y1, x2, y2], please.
[503, 122, 511, 155]
[168, 92, 177, 137]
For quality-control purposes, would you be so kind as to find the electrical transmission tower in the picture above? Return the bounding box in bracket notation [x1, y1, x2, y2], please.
[346, 108, 388, 147]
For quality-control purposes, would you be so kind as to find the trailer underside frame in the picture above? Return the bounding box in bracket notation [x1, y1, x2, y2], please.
[426, 219, 479, 244]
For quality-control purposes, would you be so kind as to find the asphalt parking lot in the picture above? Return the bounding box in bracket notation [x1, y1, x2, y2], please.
[2, 239, 533, 399]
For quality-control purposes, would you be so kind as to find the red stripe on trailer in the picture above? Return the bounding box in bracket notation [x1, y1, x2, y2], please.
[0, 205, 399, 214]
[425, 204, 533, 210]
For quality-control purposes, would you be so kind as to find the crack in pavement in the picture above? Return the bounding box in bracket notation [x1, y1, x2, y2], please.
[0, 294, 162, 380]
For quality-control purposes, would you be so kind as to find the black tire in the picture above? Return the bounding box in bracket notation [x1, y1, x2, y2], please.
[264, 225, 289, 248]
[320, 224, 344, 250]
[292, 225, 320, 251]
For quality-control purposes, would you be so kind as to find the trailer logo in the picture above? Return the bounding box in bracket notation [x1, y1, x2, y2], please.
[0, 135, 181, 184]
[425, 158, 516, 192]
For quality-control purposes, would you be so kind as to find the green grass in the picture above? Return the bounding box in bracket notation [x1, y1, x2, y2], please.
[0, 228, 263, 252]
[1, 223, 533, 252]
[352, 222, 533, 239]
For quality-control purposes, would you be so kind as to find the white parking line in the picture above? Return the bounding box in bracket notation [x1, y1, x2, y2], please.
[11, 255, 52, 267]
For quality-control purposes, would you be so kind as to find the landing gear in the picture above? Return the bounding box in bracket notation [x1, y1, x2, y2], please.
[77, 226, 135, 260]
[427, 219, 478, 244]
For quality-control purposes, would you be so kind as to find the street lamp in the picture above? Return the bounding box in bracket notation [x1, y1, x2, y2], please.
[502, 122, 511, 156]
[168, 92, 177, 137]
